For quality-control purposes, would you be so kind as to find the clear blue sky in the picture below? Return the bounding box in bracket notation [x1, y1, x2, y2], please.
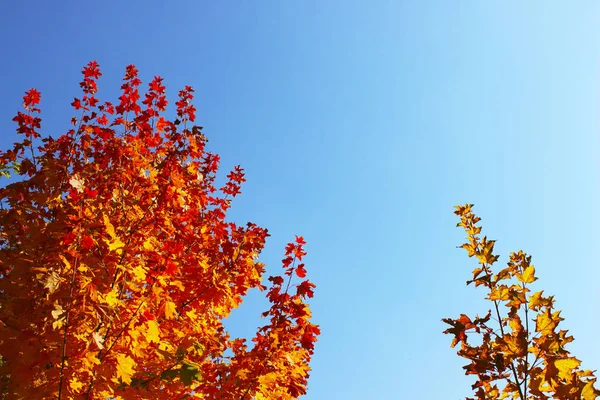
[1, 1, 599, 398]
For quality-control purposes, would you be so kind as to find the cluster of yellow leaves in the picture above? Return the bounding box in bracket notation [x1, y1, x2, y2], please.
[0, 62, 319, 399]
[443, 204, 598, 400]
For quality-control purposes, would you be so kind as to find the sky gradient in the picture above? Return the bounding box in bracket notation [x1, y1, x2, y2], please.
[1, 1, 599, 398]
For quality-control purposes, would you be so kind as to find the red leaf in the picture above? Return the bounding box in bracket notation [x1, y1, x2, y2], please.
[296, 265, 307, 278]
[81, 235, 95, 250]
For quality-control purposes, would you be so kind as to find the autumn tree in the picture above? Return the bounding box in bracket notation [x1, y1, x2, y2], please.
[443, 204, 598, 400]
[0, 62, 319, 399]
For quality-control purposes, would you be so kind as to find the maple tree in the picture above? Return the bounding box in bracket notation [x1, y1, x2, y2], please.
[0, 62, 319, 399]
[444, 204, 598, 400]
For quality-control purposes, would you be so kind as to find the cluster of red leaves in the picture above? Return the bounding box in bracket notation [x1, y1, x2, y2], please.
[443, 204, 598, 400]
[0, 62, 319, 399]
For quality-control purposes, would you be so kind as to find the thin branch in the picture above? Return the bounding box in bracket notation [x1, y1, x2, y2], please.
[523, 285, 530, 396]
[492, 295, 525, 400]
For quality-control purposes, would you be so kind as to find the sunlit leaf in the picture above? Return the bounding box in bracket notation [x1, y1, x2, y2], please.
[164, 301, 177, 320]
[518, 265, 536, 283]
[116, 354, 136, 384]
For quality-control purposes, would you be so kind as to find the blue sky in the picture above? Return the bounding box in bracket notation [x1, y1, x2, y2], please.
[1, 1, 599, 398]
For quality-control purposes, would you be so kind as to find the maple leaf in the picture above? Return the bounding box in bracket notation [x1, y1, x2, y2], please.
[528, 290, 554, 311]
[104, 289, 121, 307]
[535, 309, 562, 336]
[555, 358, 581, 380]
[145, 320, 161, 343]
[69, 175, 85, 193]
[83, 351, 101, 370]
[164, 300, 178, 319]
[103, 214, 125, 253]
[43, 271, 61, 295]
[116, 354, 136, 384]
[92, 331, 105, 350]
[517, 265, 536, 284]
[70, 377, 84, 393]
[51, 303, 66, 330]
[131, 265, 147, 282]
[106, 237, 125, 253]
[582, 380, 600, 400]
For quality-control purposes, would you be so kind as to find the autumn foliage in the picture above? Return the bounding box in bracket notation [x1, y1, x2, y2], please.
[0, 62, 319, 399]
[444, 204, 598, 400]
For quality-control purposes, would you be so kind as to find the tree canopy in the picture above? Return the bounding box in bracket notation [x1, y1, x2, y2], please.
[0, 62, 319, 399]
[444, 204, 598, 400]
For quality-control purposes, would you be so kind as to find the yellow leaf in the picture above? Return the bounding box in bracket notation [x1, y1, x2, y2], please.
[476, 237, 498, 264]
[488, 285, 509, 301]
[186, 163, 198, 175]
[83, 351, 101, 370]
[535, 309, 561, 336]
[143, 238, 154, 251]
[99, 391, 114, 399]
[502, 334, 527, 357]
[170, 280, 185, 291]
[70, 377, 84, 392]
[158, 341, 174, 352]
[519, 265, 536, 284]
[132, 266, 147, 282]
[128, 326, 146, 357]
[555, 357, 581, 380]
[186, 309, 198, 321]
[104, 290, 120, 307]
[103, 214, 116, 238]
[59, 255, 72, 271]
[115, 354, 136, 384]
[103, 214, 125, 254]
[582, 380, 599, 400]
[237, 369, 250, 379]
[156, 275, 167, 287]
[52, 303, 66, 330]
[164, 301, 178, 320]
[146, 320, 160, 343]
[508, 314, 523, 334]
[152, 285, 164, 297]
[106, 237, 125, 253]
[44, 271, 61, 294]
[258, 372, 278, 386]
